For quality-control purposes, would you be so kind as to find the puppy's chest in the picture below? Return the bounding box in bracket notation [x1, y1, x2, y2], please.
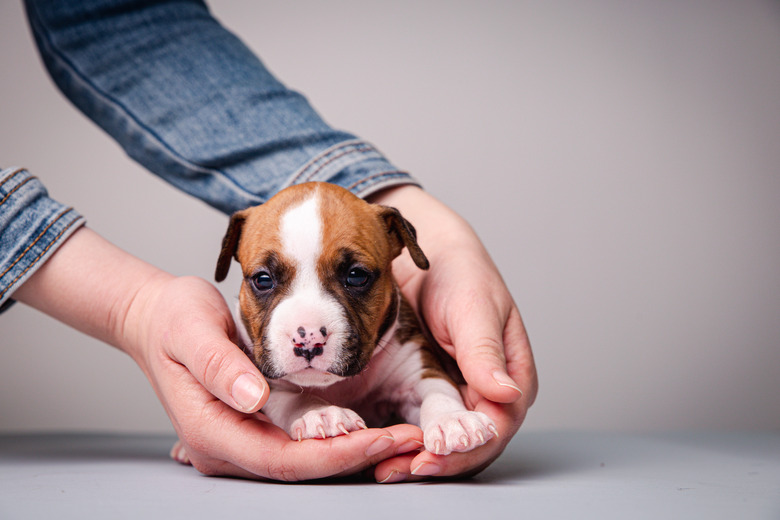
[270, 333, 425, 424]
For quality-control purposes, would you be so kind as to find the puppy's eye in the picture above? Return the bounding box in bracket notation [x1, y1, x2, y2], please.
[252, 272, 274, 292]
[346, 267, 371, 288]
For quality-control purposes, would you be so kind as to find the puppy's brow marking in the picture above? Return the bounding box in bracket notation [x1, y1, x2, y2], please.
[280, 194, 322, 272]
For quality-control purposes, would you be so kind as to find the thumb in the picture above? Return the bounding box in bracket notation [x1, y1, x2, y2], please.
[447, 302, 524, 404]
[173, 321, 269, 414]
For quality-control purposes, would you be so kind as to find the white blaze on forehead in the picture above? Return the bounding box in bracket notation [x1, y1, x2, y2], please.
[268, 189, 350, 386]
[280, 192, 323, 268]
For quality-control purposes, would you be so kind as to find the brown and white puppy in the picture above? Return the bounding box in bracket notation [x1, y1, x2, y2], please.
[216, 182, 495, 455]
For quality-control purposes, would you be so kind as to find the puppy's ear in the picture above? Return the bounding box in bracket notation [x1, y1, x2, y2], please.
[378, 206, 430, 270]
[215, 210, 247, 282]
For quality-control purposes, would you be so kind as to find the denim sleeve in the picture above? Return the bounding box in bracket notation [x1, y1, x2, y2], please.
[0, 168, 86, 312]
[24, 0, 420, 215]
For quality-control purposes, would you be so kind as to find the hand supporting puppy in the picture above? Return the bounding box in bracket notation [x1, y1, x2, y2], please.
[368, 185, 539, 482]
[15, 227, 422, 481]
[14, 182, 537, 483]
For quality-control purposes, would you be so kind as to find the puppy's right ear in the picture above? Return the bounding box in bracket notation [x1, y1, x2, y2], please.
[215, 210, 247, 282]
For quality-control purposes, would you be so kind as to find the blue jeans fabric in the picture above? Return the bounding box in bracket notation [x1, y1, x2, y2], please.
[0, 168, 86, 311]
[23, 0, 418, 214]
[1, 0, 418, 310]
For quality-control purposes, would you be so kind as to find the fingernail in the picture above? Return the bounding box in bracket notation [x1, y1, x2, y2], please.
[378, 470, 407, 484]
[411, 461, 441, 476]
[365, 434, 395, 457]
[397, 439, 425, 453]
[232, 373, 264, 412]
[492, 370, 523, 396]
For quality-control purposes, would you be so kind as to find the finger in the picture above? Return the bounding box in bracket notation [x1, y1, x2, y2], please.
[220, 418, 421, 481]
[374, 452, 419, 483]
[165, 367, 424, 481]
[332, 423, 424, 480]
[447, 300, 527, 404]
[167, 318, 269, 414]
[501, 307, 539, 407]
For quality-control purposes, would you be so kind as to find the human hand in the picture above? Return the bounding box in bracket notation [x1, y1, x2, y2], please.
[367, 186, 538, 481]
[122, 274, 423, 480]
[15, 227, 421, 481]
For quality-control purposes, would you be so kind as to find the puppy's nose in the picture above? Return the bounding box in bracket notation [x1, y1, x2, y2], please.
[292, 325, 328, 362]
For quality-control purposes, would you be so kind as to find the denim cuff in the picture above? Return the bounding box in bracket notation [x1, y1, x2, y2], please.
[283, 140, 421, 201]
[0, 168, 86, 312]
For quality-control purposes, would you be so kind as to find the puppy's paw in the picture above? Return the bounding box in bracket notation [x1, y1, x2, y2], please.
[423, 411, 496, 455]
[169, 440, 191, 465]
[289, 405, 367, 441]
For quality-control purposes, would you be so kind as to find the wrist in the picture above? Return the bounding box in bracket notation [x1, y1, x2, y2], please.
[14, 227, 174, 358]
[368, 184, 485, 262]
[115, 269, 176, 365]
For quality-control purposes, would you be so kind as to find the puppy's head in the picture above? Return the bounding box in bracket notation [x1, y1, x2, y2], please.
[216, 182, 429, 387]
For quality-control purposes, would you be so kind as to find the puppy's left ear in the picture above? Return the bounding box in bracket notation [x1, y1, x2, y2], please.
[378, 206, 430, 270]
[215, 210, 247, 282]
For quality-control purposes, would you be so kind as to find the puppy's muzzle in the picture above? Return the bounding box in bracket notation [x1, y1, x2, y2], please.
[292, 325, 329, 362]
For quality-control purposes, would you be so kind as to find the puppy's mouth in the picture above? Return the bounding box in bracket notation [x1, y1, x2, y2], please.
[282, 367, 346, 387]
[245, 318, 374, 387]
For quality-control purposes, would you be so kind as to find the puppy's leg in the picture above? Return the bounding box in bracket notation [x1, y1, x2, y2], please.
[263, 389, 366, 441]
[410, 377, 496, 456]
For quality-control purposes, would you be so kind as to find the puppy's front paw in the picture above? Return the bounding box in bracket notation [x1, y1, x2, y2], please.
[289, 405, 367, 441]
[423, 411, 496, 455]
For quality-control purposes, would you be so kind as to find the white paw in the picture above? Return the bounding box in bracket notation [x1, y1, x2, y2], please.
[169, 440, 191, 465]
[289, 405, 367, 441]
[423, 411, 496, 455]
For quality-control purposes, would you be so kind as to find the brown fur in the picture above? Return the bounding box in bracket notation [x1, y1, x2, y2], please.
[395, 297, 458, 384]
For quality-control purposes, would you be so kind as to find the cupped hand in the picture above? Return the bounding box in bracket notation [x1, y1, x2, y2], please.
[368, 186, 538, 481]
[121, 273, 423, 480]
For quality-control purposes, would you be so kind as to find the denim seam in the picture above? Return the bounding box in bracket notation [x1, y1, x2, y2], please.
[347, 170, 420, 198]
[26, 3, 260, 202]
[289, 140, 376, 185]
[0, 176, 36, 207]
[0, 168, 29, 197]
[0, 207, 82, 301]
[285, 140, 416, 196]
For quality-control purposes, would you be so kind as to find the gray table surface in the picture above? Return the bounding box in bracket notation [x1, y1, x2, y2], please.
[1, 431, 778, 519]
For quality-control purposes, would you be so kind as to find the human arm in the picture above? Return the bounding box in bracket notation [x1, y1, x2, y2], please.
[23, 0, 417, 213]
[24, 0, 538, 479]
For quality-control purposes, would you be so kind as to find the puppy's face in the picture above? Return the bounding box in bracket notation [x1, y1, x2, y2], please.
[216, 182, 428, 387]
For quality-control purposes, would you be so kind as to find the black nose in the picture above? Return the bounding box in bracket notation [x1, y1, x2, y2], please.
[293, 345, 324, 362]
[292, 326, 328, 362]
[297, 326, 327, 338]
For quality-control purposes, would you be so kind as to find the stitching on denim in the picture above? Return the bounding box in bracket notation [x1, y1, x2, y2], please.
[347, 171, 412, 193]
[0, 208, 81, 301]
[290, 141, 376, 185]
[25, 4, 257, 202]
[0, 170, 34, 207]
[0, 167, 26, 192]
[0, 176, 37, 208]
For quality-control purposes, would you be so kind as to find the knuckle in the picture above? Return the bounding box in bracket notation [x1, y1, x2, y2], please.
[463, 337, 506, 365]
[265, 456, 301, 482]
[198, 347, 230, 388]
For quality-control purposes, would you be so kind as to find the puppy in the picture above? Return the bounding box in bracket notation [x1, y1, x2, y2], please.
[216, 182, 495, 455]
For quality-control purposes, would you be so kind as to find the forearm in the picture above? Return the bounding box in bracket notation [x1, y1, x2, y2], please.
[0, 168, 86, 312]
[25, 0, 418, 212]
[13, 226, 171, 357]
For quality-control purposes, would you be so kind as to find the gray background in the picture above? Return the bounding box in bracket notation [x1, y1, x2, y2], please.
[1, 0, 778, 434]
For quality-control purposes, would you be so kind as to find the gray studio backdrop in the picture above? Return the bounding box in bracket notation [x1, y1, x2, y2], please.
[2, 0, 779, 434]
